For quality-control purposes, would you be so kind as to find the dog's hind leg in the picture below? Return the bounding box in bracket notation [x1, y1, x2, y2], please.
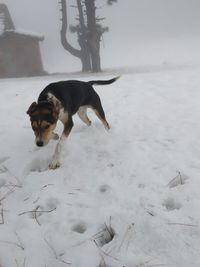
[77, 106, 91, 126]
[90, 93, 110, 130]
[93, 108, 110, 130]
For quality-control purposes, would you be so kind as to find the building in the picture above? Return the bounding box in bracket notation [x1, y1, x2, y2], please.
[0, 4, 46, 78]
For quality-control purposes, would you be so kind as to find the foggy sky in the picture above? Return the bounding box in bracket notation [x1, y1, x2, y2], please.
[1, 0, 200, 72]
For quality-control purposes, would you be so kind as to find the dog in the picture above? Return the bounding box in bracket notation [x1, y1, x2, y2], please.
[27, 76, 119, 169]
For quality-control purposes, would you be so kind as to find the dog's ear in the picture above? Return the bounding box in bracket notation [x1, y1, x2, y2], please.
[27, 102, 37, 115]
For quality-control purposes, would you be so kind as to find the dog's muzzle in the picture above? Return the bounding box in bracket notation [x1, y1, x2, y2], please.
[36, 141, 44, 147]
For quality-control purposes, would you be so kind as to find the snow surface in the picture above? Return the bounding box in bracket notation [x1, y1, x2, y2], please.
[0, 67, 200, 267]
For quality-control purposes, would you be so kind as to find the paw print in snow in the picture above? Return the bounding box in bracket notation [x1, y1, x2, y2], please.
[162, 197, 182, 211]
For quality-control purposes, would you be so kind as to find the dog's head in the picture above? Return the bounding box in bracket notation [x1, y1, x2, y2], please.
[27, 101, 59, 147]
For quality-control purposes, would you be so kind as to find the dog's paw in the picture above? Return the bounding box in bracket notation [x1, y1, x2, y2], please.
[52, 132, 59, 140]
[49, 160, 60, 170]
[103, 120, 110, 130]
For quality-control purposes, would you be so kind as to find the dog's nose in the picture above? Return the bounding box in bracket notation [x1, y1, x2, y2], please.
[36, 141, 44, 147]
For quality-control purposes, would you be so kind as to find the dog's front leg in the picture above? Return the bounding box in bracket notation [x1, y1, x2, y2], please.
[49, 117, 73, 169]
[51, 132, 59, 140]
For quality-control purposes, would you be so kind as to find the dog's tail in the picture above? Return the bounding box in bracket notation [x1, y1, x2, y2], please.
[88, 76, 120, 86]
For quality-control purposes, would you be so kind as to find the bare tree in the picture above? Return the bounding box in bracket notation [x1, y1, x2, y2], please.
[59, 0, 117, 72]
[60, 0, 91, 72]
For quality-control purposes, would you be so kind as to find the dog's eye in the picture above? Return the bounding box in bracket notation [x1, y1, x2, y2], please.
[45, 124, 50, 129]
[32, 126, 37, 131]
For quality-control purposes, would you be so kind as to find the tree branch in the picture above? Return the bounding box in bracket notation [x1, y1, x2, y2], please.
[60, 0, 81, 58]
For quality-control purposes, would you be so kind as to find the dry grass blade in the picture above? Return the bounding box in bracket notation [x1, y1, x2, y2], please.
[136, 259, 165, 267]
[33, 206, 41, 226]
[167, 222, 198, 227]
[44, 238, 71, 265]
[167, 171, 187, 188]
[14, 231, 25, 250]
[141, 264, 165, 267]
[118, 223, 134, 252]
[94, 240, 119, 262]
[0, 240, 24, 250]
[0, 231, 24, 251]
[41, 184, 54, 190]
[1, 165, 22, 187]
[0, 204, 4, 224]
[0, 186, 16, 202]
[15, 257, 26, 267]
[18, 207, 56, 216]
[94, 223, 115, 247]
[99, 257, 106, 267]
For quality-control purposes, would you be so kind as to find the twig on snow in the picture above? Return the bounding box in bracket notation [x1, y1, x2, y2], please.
[32, 197, 40, 204]
[18, 207, 56, 216]
[0, 204, 4, 224]
[136, 259, 165, 267]
[0, 232, 24, 251]
[40, 184, 54, 190]
[167, 222, 198, 227]
[15, 257, 26, 267]
[99, 255, 106, 267]
[146, 264, 165, 267]
[44, 238, 71, 265]
[33, 205, 41, 226]
[71, 228, 106, 247]
[14, 231, 25, 250]
[15, 259, 20, 267]
[23, 258, 26, 267]
[145, 208, 155, 217]
[0, 240, 24, 250]
[94, 240, 119, 262]
[1, 165, 23, 187]
[72, 218, 114, 249]
[0, 164, 7, 173]
[0, 186, 16, 202]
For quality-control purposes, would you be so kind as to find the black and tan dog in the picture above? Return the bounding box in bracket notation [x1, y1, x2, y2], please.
[27, 76, 119, 169]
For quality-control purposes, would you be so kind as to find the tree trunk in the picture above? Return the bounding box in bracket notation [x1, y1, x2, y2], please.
[85, 0, 101, 72]
[76, 0, 91, 72]
[60, 0, 91, 72]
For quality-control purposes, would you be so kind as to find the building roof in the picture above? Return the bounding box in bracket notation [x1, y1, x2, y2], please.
[0, 3, 15, 32]
[0, 4, 44, 41]
[1, 29, 44, 41]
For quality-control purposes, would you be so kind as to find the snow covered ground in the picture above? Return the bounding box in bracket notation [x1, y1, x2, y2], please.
[0, 66, 200, 267]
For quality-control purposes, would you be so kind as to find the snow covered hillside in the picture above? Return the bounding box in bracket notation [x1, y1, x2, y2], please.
[0, 67, 200, 267]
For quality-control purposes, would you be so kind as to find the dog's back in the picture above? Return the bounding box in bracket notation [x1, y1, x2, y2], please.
[38, 80, 92, 114]
[38, 77, 119, 115]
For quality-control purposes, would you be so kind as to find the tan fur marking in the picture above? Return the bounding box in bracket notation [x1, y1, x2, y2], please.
[59, 110, 69, 124]
[40, 109, 52, 115]
[41, 123, 56, 144]
[34, 122, 57, 145]
[40, 120, 50, 128]
[77, 106, 91, 126]
[31, 110, 40, 117]
[32, 121, 38, 128]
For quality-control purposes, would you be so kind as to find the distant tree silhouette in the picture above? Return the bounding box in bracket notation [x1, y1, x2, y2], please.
[59, 0, 117, 72]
